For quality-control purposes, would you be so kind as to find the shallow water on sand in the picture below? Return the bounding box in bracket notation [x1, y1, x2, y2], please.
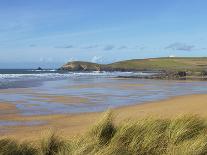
[1, 73, 207, 116]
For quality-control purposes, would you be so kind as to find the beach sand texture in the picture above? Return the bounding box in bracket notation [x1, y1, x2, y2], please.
[0, 94, 207, 141]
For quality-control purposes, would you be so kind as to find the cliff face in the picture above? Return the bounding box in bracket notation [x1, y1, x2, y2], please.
[60, 61, 103, 71]
[59, 61, 125, 71]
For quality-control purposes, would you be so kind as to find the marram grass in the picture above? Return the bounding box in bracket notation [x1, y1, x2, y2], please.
[1, 112, 207, 155]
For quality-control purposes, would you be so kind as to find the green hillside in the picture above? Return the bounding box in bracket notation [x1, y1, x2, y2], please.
[60, 57, 207, 72]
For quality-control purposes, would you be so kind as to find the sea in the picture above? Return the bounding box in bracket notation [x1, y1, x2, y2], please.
[0, 69, 150, 89]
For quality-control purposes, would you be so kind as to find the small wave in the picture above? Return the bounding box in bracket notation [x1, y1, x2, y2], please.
[0, 72, 155, 88]
[0, 73, 68, 80]
[69, 71, 139, 76]
[29, 69, 57, 72]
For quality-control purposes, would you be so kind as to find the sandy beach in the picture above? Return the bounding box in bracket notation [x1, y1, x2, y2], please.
[1, 93, 207, 141]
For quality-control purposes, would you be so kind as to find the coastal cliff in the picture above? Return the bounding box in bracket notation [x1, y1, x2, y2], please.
[59, 57, 207, 80]
[60, 61, 102, 71]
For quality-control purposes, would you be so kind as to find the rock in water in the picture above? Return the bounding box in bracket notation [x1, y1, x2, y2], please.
[37, 67, 43, 70]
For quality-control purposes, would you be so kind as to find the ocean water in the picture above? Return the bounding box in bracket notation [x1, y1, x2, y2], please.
[0, 69, 149, 89]
[0, 69, 207, 116]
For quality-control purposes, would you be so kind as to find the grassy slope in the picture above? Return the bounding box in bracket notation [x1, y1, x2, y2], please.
[1, 111, 207, 155]
[61, 57, 207, 72]
[107, 57, 207, 71]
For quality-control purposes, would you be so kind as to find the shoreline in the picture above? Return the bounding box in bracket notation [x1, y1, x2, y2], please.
[1, 93, 207, 141]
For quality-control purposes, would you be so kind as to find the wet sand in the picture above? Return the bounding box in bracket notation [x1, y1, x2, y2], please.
[31, 94, 90, 105]
[1, 94, 207, 141]
[63, 83, 144, 89]
[0, 102, 19, 118]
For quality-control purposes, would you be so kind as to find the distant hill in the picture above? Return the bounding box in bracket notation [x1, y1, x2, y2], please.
[60, 57, 207, 72]
[60, 61, 103, 71]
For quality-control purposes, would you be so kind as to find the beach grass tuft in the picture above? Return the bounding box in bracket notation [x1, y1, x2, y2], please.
[0, 138, 38, 155]
[40, 133, 71, 155]
[1, 112, 207, 154]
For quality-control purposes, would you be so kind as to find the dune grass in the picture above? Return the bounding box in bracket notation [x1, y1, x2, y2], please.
[1, 111, 207, 155]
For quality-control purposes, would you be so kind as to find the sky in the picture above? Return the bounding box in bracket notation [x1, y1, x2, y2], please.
[0, 0, 207, 68]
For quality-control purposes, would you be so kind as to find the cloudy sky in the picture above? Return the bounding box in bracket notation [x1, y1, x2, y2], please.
[0, 0, 207, 68]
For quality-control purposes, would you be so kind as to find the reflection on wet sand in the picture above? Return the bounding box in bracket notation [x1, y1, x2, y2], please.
[31, 94, 90, 105]
[0, 88, 36, 94]
[0, 102, 19, 117]
[63, 82, 144, 89]
[1, 94, 207, 141]
[1, 78, 207, 140]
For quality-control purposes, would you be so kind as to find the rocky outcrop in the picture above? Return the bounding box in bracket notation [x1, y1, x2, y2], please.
[36, 67, 43, 70]
[59, 61, 102, 71]
[117, 71, 188, 80]
[201, 70, 207, 76]
[163, 71, 187, 79]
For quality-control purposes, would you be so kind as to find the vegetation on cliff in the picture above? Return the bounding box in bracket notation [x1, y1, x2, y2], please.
[60, 57, 207, 72]
[59, 57, 207, 80]
[60, 61, 103, 71]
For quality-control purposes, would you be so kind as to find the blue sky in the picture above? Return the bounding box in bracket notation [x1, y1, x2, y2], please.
[0, 0, 207, 68]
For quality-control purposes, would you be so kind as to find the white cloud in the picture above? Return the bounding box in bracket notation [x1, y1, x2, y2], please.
[91, 56, 103, 63]
[166, 42, 195, 51]
[103, 45, 115, 51]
